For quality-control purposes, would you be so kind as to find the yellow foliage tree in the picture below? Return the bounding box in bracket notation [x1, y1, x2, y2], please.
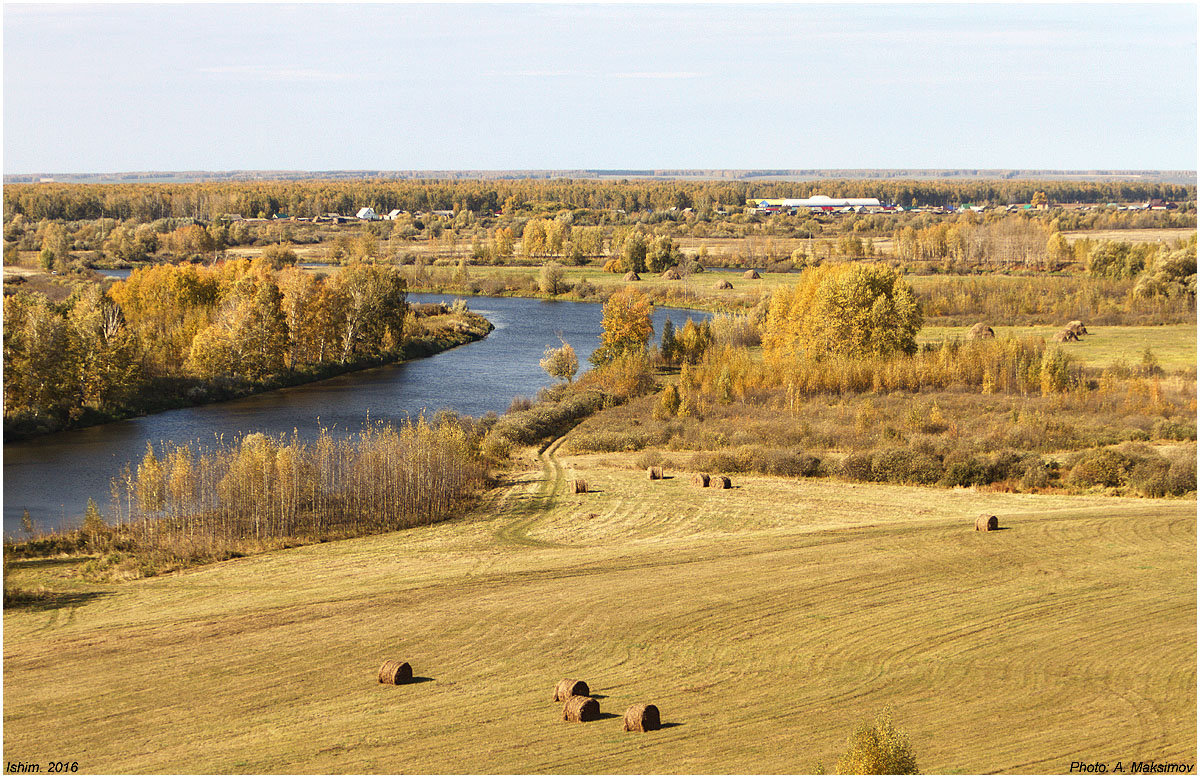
[763, 263, 922, 365]
[591, 286, 653, 365]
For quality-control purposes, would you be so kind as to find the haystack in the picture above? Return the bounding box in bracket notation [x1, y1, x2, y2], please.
[692, 473, 711, 488]
[1066, 320, 1088, 336]
[553, 678, 590, 702]
[975, 514, 998, 532]
[623, 271, 641, 282]
[710, 476, 731, 489]
[1053, 328, 1079, 343]
[714, 279, 733, 290]
[571, 479, 588, 494]
[623, 703, 661, 732]
[648, 466, 664, 480]
[562, 694, 600, 723]
[378, 660, 413, 685]
[744, 269, 761, 279]
[967, 323, 995, 340]
[661, 267, 682, 280]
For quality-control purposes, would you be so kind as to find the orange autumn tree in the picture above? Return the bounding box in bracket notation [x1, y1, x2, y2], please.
[591, 286, 653, 366]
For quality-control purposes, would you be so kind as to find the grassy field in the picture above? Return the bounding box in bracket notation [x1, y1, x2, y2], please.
[4, 440, 1195, 774]
[919, 324, 1197, 371]
[1062, 228, 1196, 245]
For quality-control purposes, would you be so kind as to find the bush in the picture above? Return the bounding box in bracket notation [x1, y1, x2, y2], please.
[841, 451, 874, 482]
[834, 711, 919, 775]
[1166, 448, 1197, 495]
[1020, 458, 1056, 490]
[635, 450, 664, 470]
[1067, 448, 1133, 488]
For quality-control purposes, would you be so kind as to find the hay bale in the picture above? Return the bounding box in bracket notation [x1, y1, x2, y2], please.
[710, 475, 731, 489]
[623, 703, 661, 732]
[562, 694, 601, 723]
[714, 279, 733, 290]
[692, 473, 711, 487]
[553, 678, 590, 702]
[1066, 320, 1088, 336]
[648, 466, 664, 480]
[975, 514, 998, 532]
[378, 660, 413, 685]
[623, 271, 641, 282]
[661, 267, 682, 280]
[1052, 328, 1079, 343]
[744, 269, 761, 279]
[571, 479, 588, 494]
[967, 322, 995, 340]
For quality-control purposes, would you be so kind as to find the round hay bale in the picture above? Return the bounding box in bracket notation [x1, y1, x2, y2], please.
[692, 473, 711, 487]
[571, 479, 588, 494]
[648, 466, 664, 480]
[562, 694, 601, 723]
[967, 322, 995, 340]
[378, 660, 413, 685]
[623, 703, 661, 732]
[1066, 320, 1088, 336]
[661, 267, 682, 280]
[1052, 328, 1079, 343]
[744, 269, 761, 279]
[553, 678, 590, 702]
[975, 514, 998, 532]
[714, 279, 733, 290]
[710, 475, 731, 489]
[623, 271, 641, 282]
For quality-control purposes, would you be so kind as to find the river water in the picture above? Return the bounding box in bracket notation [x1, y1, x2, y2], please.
[3, 294, 707, 535]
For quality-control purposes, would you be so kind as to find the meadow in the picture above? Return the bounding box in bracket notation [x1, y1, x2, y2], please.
[4, 445, 1194, 773]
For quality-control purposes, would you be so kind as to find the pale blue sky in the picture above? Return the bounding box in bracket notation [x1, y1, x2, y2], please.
[3, 3, 1196, 173]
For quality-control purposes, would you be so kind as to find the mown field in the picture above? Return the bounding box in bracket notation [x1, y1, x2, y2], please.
[4, 440, 1194, 774]
[919, 324, 1198, 371]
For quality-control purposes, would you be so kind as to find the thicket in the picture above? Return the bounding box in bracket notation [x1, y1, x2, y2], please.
[6, 417, 486, 579]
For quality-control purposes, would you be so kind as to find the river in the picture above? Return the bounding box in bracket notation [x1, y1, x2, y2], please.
[3, 294, 708, 535]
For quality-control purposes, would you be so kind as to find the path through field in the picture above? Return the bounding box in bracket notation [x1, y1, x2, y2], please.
[4, 454, 1195, 773]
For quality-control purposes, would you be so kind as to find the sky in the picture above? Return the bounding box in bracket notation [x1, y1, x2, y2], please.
[3, 3, 1196, 173]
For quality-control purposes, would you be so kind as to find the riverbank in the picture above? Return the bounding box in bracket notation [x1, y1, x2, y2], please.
[2, 309, 494, 443]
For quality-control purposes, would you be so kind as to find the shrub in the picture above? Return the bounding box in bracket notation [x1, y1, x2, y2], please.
[635, 450, 664, 470]
[834, 711, 919, 775]
[1166, 447, 1197, 495]
[1020, 458, 1056, 490]
[1067, 448, 1133, 488]
[841, 451, 874, 482]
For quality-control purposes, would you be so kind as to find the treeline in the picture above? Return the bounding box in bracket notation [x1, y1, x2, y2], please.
[8, 417, 487, 577]
[3, 258, 409, 434]
[110, 420, 483, 546]
[4, 177, 1194, 222]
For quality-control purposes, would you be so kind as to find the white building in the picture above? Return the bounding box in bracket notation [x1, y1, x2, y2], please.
[356, 207, 379, 221]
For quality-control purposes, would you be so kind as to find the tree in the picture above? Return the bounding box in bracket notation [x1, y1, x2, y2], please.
[646, 235, 679, 273]
[539, 261, 566, 295]
[622, 232, 648, 274]
[763, 263, 922, 363]
[653, 384, 680, 419]
[591, 286, 653, 366]
[494, 227, 515, 260]
[834, 711, 918, 775]
[660, 316, 677, 366]
[539, 336, 578, 382]
[1031, 190, 1048, 208]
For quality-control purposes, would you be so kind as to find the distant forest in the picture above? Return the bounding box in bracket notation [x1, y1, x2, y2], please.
[4, 177, 1196, 223]
[5, 169, 1195, 185]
